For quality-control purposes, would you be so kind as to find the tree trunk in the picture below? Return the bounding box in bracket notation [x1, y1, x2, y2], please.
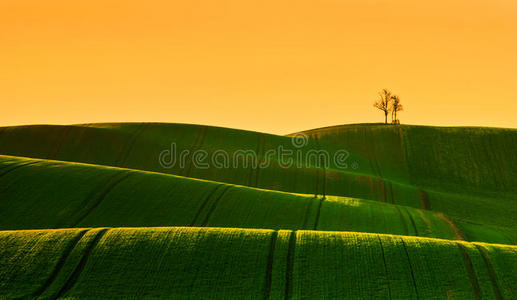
[384, 112, 388, 124]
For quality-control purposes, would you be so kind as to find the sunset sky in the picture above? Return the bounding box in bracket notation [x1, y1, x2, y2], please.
[1, 0, 516, 134]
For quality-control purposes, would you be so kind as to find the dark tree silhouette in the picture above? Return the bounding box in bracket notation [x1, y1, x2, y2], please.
[373, 89, 392, 124]
[391, 95, 403, 124]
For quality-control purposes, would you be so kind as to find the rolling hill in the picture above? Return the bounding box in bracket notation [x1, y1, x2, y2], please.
[2, 228, 516, 299]
[0, 122, 516, 298]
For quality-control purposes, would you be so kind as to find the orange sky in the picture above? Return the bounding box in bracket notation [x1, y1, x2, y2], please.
[1, 0, 516, 134]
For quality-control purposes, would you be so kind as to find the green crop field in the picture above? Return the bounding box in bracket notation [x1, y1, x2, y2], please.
[0, 122, 516, 298]
[1, 228, 516, 299]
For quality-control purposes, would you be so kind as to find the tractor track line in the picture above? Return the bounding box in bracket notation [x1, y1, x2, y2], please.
[317, 136, 327, 199]
[180, 126, 204, 176]
[377, 235, 392, 300]
[404, 208, 419, 236]
[389, 182, 395, 204]
[54, 229, 109, 299]
[264, 231, 278, 299]
[314, 168, 320, 197]
[379, 179, 387, 202]
[53, 171, 130, 228]
[400, 238, 420, 299]
[364, 129, 383, 178]
[368, 177, 376, 200]
[363, 129, 378, 178]
[457, 243, 482, 300]
[312, 197, 324, 230]
[299, 195, 318, 230]
[369, 130, 383, 178]
[418, 189, 430, 210]
[436, 213, 466, 241]
[0, 161, 41, 180]
[394, 206, 409, 236]
[28, 229, 90, 299]
[415, 210, 432, 236]
[475, 244, 503, 300]
[398, 127, 412, 179]
[70, 172, 132, 227]
[322, 166, 327, 199]
[366, 157, 377, 180]
[398, 127, 409, 163]
[200, 185, 231, 227]
[285, 231, 296, 300]
[313, 136, 320, 197]
[189, 184, 223, 226]
[185, 127, 207, 177]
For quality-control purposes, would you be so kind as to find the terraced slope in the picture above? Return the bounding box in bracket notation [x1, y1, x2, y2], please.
[1, 227, 516, 299]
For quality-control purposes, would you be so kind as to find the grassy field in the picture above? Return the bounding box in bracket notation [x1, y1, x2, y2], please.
[1, 123, 516, 229]
[1, 227, 516, 299]
[0, 155, 475, 242]
[0, 122, 516, 298]
[0, 123, 421, 202]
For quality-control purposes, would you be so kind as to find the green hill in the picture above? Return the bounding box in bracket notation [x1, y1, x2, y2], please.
[1, 227, 516, 299]
[1, 123, 517, 229]
[0, 122, 516, 298]
[1, 155, 516, 245]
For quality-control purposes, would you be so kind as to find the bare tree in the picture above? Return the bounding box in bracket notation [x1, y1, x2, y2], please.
[373, 89, 392, 124]
[391, 95, 403, 124]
